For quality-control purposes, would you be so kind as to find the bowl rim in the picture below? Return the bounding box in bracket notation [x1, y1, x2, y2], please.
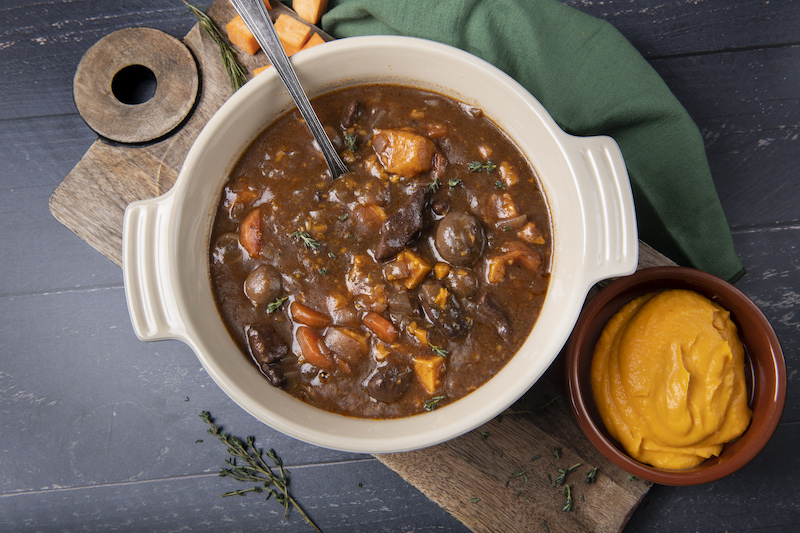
[124, 34, 637, 453]
[565, 266, 787, 485]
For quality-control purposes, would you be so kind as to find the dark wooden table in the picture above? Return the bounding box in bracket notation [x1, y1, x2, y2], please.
[1, 1, 797, 531]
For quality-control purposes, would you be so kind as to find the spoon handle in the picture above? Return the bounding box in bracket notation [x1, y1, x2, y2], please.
[229, 0, 348, 179]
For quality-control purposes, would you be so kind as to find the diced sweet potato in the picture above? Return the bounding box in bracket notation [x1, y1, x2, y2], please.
[253, 65, 270, 76]
[226, 15, 260, 55]
[225, 2, 272, 55]
[274, 14, 312, 53]
[413, 355, 445, 394]
[389, 250, 432, 289]
[301, 32, 326, 51]
[372, 129, 436, 178]
[490, 192, 520, 220]
[517, 222, 546, 245]
[293, 0, 328, 25]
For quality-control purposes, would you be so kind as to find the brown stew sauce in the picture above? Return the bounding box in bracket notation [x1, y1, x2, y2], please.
[209, 84, 551, 418]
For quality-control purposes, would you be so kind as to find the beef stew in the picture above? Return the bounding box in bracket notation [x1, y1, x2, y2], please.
[209, 84, 552, 418]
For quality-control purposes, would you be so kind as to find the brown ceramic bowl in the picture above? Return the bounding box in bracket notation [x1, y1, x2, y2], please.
[565, 266, 786, 485]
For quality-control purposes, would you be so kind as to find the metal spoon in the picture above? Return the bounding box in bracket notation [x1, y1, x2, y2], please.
[230, 0, 348, 179]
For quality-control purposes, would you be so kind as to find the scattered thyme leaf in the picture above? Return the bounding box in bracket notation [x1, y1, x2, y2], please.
[495, 180, 506, 189]
[562, 484, 573, 512]
[469, 497, 481, 504]
[531, 454, 541, 461]
[429, 342, 449, 357]
[468, 160, 497, 173]
[481, 431, 490, 441]
[328, 252, 337, 259]
[199, 411, 321, 532]
[291, 230, 321, 250]
[183, 2, 246, 92]
[338, 213, 349, 221]
[553, 447, 562, 460]
[584, 467, 598, 484]
[318, 267, 328, 275]
[428, 176, 441, 192]
[448, 178, 462, 188]
[535, 395, 561, 414]
[266, 296, 288, 313]
[424, 395, 447, 411]
[554, 463, 581, 486]
[628, 474, 638, 482]
[344, 133, 358, 152]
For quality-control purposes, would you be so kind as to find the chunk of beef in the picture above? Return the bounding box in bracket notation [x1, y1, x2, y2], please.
[375, 188, 429, 261]
[245, 324, 288, 387]
[418, 282, 472, 338]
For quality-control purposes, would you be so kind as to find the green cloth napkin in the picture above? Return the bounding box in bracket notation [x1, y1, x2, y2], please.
[322, 0, 745, 282]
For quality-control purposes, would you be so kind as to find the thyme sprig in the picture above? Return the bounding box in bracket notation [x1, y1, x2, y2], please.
[584, 467, 598, 484]
[424, 395, 447, 411]
[199, 412, 321, 532]
[344, 133, 358, 152]
[553, 463, 582, 486]
[428, 342, 449, 357]
[291, 230, 321, 250]
[183, 2, 247, 91]
[468, 160, 497, 173]
[267, 296, 288, 313]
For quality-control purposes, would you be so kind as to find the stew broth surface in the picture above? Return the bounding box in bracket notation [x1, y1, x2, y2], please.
[209, 84, 552, 418]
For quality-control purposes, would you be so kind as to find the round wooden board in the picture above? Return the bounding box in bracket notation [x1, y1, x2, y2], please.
[73, 27, 199, 144]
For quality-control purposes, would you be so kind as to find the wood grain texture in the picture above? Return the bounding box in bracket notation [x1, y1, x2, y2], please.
[46, 2, 660, 531]
[3, 0, 798, 531]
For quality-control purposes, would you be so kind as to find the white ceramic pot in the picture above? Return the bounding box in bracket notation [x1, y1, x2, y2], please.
[122, 36, 637, 453]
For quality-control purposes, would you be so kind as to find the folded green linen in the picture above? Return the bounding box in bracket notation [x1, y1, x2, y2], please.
[322, 0, 745, 282]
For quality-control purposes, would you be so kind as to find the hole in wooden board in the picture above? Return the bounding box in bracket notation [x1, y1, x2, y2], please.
[111, 64, 157, 105]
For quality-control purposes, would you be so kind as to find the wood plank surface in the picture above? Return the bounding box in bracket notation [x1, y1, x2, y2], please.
[2, 0, 798, 532]
[47, 1, 655, 531]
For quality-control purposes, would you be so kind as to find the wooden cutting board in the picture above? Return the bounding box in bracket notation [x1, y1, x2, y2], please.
[51, 1, 663, 531]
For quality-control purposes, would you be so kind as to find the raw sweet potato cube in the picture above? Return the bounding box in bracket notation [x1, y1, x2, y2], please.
[225, 1, 273, 55]
[274, 14, 312, 52]
[294, 0, 328, 24]
[301, 32, 326, 51]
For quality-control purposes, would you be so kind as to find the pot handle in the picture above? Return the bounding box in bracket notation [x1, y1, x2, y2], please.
[122, 194, 185, 342]
[569, 135, 639, 285]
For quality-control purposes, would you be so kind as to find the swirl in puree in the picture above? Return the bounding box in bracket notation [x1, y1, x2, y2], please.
[591, 289, 752, 469]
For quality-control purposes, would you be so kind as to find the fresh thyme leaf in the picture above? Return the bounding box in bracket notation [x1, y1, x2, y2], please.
[428, 176, 441, 192]
[424, 395, 447, 411]
[291, 230, 321, 250]
[318, 267, 328, 275]
[495, 180, 506, 189]
[468, 160, 497, 173]
[429, 342, 449, 357]
[628, 474, 638, 482]
[535, 395, 561, 414]
[469, 497, 481, 504]
[344, 133, 358, 152]
[584, 467, 598, 484]
[266, 296, 288, 313]
[553, 447, 562, 460]
[199, 411, 321, 532]
[554, 463, 581, 486]
[328, 252, 337, 259]
[481, 431, 490, 441]
[338, 213, 349, 221]
[183, 2, 247, 92]
[531, 454, 541, 461]
[448, 178, 462, 188]
[562, 484, 573, 512]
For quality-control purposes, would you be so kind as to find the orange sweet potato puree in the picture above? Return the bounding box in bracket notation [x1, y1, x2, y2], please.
[591, 289, 752, 470]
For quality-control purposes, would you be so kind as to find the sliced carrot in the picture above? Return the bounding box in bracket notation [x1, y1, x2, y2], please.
[273, 14, 312, 52]
[301, 32, 326, 51]
[290, 301, 332, 328]
[293, 0, 328, 25]
[363, 312, 399, 343]
[239, 208, 262, 257]
[296, 326, 335, 370]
